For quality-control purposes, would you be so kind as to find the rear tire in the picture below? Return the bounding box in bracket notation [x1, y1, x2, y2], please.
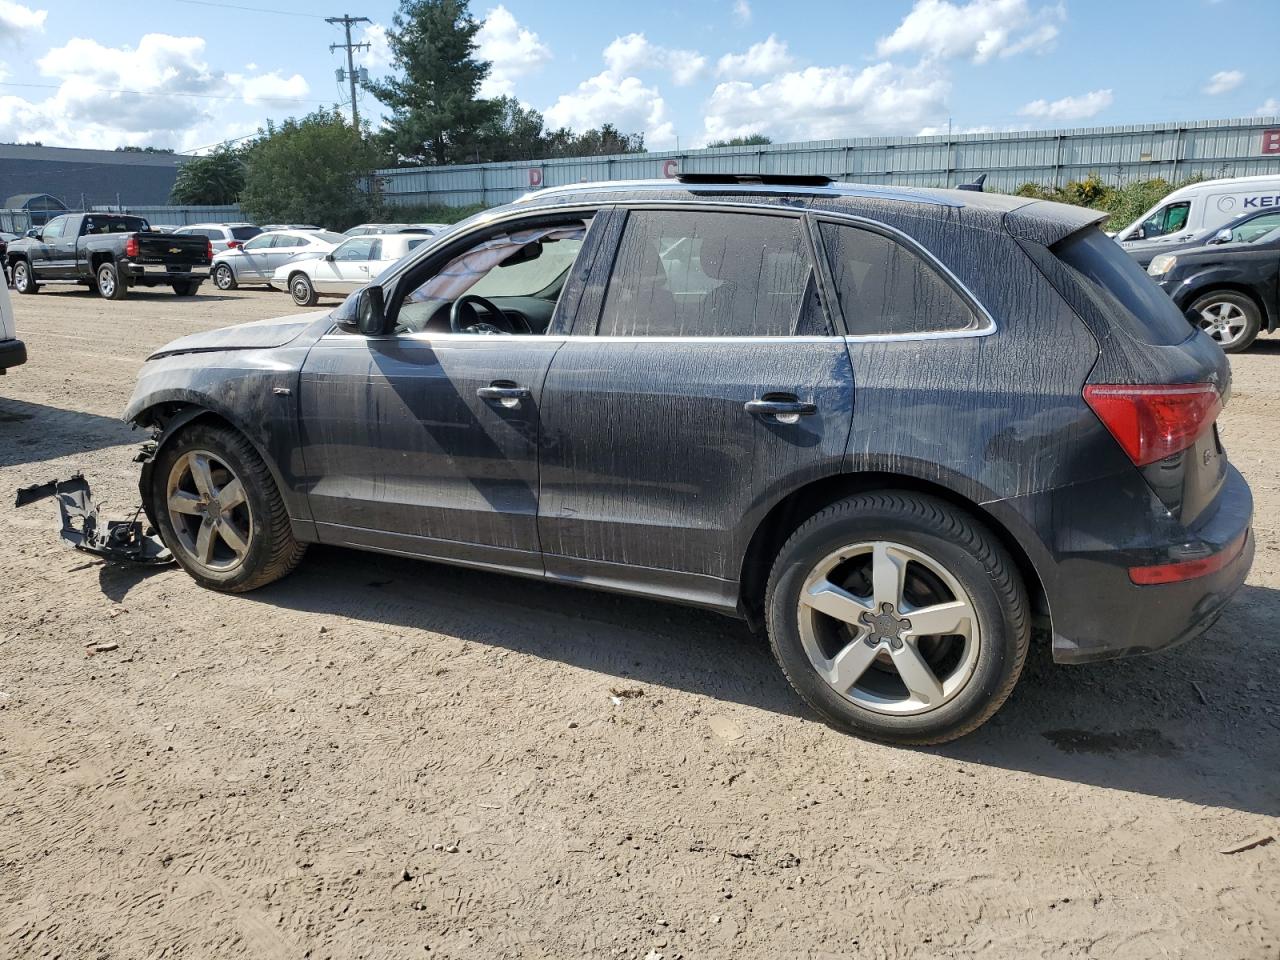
[171, 280, 201, 296]
[290, 272, 318, 306]
[1189, 290, 1260, 353]
[213, 263, 238, 291]
[97, 261, 127, 300]
[150, 423, 306, 592]
[12, 260, 37, 294]
[765, 491, 1029, 745]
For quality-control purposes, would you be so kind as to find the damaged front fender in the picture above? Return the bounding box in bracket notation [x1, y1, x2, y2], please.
[14, 472, 173, 564]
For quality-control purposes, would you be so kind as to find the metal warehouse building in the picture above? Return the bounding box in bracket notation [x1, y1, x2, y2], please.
[376, 116, 1280, 210]
[0, 143, 185, 211]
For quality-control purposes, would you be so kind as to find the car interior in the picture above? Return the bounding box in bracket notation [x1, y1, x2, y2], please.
[394, 217, 591, 336]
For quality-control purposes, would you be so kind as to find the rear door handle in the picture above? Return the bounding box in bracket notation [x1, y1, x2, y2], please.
[744, 398, 817, 420]
[477, 383, 531, 408]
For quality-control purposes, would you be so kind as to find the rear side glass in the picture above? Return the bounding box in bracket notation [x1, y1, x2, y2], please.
[819, 222, 981, 336]
[1052, 228, 1191, 346]
[598, 210, 827, 337]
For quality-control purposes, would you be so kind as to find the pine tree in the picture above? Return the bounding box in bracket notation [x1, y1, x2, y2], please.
[367, 0, 499, 165]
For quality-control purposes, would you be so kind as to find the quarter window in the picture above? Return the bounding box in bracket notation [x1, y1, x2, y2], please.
[818, 222, 981, 336]
[598, 210, 827, 337]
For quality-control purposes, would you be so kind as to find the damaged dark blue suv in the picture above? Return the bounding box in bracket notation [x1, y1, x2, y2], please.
[124, 174, 1254, 744]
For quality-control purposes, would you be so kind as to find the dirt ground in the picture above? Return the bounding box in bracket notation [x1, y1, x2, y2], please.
[0, 285, 1276, 960]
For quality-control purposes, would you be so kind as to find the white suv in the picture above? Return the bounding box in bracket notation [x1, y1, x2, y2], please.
[0, 280, 26, 374]
[173, 223, 263, 253]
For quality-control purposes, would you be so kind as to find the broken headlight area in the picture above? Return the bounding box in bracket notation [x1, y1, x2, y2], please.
[14, 472, 172, 565]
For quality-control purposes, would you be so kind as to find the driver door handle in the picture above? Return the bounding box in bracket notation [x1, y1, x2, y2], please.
[744, 397, 817, 417]
[477, 383, 531, 408]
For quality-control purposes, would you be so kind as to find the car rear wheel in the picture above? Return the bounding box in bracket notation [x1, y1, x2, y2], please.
[151, 423, 306, 592]
[1190, 291, 1260, 353]
[765, 491, 1029, 745]
[171, 280, 201, 296]
[12, 260, 37, 294]
[290, 273, 318, 306]
[213, 263, 237, 291]
[97, 261, 127, 300]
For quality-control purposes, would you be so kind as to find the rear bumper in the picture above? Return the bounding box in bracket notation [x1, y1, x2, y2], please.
[123, 263, 211, 281]
[0, 337, 26, 371]
[1045, 464, 1255, 664]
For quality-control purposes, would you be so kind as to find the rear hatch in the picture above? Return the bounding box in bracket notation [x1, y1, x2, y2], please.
[133, 231, 211, 269]
[1017, 220, 1230, 527]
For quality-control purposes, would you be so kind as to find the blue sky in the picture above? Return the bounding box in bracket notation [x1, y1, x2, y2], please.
[0, 0, 1276, 154]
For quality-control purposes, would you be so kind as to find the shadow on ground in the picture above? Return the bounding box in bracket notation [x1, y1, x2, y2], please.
[0, 397, 136, 468]
[172, 543, 1280, 817]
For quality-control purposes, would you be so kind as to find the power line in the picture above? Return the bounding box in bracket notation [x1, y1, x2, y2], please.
[326, 14, 371, 129]
[170, 0, 325, 17]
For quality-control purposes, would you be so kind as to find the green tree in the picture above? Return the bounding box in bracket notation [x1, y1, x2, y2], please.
[239, 109, 379, 229]
[706, 134, 772, 148]
[169, 145, 245, 205]
[367, 0, 498, 165]
[479, 96, 552, 162]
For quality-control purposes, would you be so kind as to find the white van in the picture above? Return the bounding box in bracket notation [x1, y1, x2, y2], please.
[1116, 174, 1280, 256]
[0, 279, 25, 374]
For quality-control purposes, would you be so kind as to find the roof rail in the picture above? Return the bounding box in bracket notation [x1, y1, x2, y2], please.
[674, 173, 836, 187]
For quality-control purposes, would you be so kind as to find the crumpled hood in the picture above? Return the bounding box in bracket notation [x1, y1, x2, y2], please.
[147, 311, 331, 360]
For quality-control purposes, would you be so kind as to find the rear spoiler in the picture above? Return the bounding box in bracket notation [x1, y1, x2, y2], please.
[1003, 200, 1108, 247]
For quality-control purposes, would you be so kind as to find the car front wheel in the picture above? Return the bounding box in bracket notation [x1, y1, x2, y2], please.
[151, 423, 306, 592]
[290, 272, 318, 306]
[12, 260, 37, 294]
[1189, 291, 1261, 353]
[766, 491, 1029, 745]
[213, 263, 237, 291]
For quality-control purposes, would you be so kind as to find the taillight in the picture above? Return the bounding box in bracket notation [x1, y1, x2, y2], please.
[227, 240, 242, 249]
[1083, 383, 1222, 466]
[206, 239, 214, 261]
[124, 235, 138, 257]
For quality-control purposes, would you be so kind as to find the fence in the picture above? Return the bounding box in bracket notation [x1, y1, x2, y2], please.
[0, 204, 243, 233]
[373, 116, 1280, 210]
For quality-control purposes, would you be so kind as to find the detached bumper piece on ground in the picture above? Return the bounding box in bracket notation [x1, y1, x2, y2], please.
[15, 473, 172, 565]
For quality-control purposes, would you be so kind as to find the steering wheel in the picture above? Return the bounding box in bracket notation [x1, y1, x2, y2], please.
[450, 294, 515, 335]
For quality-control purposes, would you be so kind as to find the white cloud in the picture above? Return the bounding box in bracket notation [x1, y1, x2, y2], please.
[603, 32, 706, 86]
[702, 62, 948, 144]
[733, 0, 752, 24]
[1255, 98, 1280, 115]
[877, 0, 1063, 63]
[716, 35, 793, 78]
[0, 33, 312, 149]
[0, 1, 46, 40]
[1018, 88, 1113, 121]
[361, 23, 393, 71]
[475, 5, 552, 98]
[1203, 69, 1243, 95]
[544, 71, 675, 148]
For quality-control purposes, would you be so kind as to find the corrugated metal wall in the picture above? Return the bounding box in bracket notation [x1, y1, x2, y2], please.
[374, 117, 1280, 209]
[0, 204, 243, 233]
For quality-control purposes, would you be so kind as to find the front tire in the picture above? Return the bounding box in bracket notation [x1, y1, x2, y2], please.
[1189, 290, 1260, 353]
[289, 272, 318, 306]
[213, 263, 238, 291]
[97, 261, 127, 300]
[12, 260, 38, 294]
[765, 491, 1029, 745]
[150, 423, 306, 592]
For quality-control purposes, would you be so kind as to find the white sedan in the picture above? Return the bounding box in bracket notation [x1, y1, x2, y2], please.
[211, 229, 346, 290]
[271, 233, 433, 305]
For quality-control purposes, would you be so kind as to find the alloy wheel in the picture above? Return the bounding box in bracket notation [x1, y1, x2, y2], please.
[797, 541, 980, 716]
[1198, 300, 1248, 347]
[97, 266, 115, 298]
[165, 450, 254, 572]
[215, 265, 234, 290]
[14, 262, 29, 291]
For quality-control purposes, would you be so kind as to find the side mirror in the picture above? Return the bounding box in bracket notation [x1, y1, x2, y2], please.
[335, 285, 386, 335]
[24, 228, 39, 239]
[1133, 227, 1145, 240]
[324, 252, 335, 262]
[1209, 228, 1232, 244]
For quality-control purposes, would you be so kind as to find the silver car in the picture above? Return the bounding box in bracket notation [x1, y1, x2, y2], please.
[210, 229, 345, 290]
[173, 222, 263, 253]
[271, 232, 433, 304]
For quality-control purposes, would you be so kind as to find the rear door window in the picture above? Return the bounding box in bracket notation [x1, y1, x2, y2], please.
[597, 210, 827, 337]
[1052, 227, 1191, 346]
[819, 222, 982, 336]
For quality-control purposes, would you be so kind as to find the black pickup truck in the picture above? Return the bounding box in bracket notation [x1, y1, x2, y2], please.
[6, 213, 212, 299]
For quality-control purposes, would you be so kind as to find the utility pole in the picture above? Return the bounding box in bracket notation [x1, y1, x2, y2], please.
[327, 14, 370, 129]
